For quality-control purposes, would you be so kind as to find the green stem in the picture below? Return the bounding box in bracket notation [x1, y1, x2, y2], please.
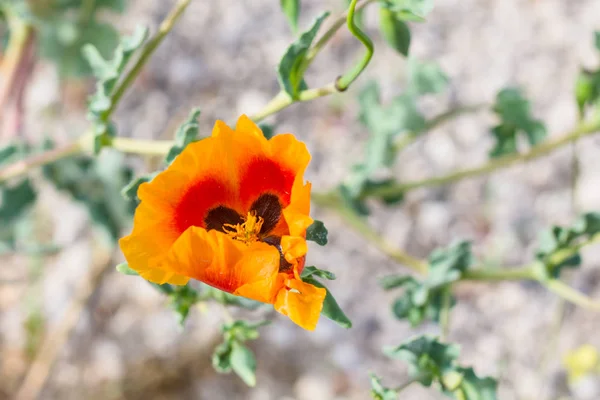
[0, 139, 84, 182]
[312, 192, 428, 273]
[106, 0, 191, 117]
[440, 287, 452, 341]
[111, 137, 174, 155]
[335, 0, 374, 91]
[304, 0, 377, 66]
[545, 279, 600, 311]
[249, 83, 337, 123]
[365, 119, 600, 198]
[462, 265, 538, 281]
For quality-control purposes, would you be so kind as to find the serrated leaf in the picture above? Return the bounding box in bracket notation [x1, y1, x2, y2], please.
[306, 220, 328, 245]
[230, 342, 257, 387]
[85, 25, 149, 153]
[489, 87, 547, 158]
[277, 12, 329, 99]
[451, 367, 498, 400]
[303, 277, 352, 328]
[280, 0, 300, 33]
[384, 335, 460, 386]
[369, 373, 398, 400]
[427, 241, 474, 287]
[536, 212, 600, 278]
[115, 262, 138, 275]
[301, 266, 336, 280]
[379, 7, 411, 56]
[165, 108, 201, 164]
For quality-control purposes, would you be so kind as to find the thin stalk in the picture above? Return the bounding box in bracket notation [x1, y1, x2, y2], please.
[365, 118, 600, 198]
[106, 0, 191, 116]
[111, 137, 174, 155]
[335, 0, 374, 91]
[545, 279, 600, 311]
[462, 265, 538, 281]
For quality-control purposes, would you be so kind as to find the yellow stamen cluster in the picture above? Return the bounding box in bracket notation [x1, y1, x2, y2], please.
[223, 212, 264, 244]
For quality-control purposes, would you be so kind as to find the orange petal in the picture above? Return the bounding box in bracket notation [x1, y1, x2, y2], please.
[274, 278, 326, 331]
[280, 235, 308, 263]
[269, 134, 311, 181]
[162, 227, 281, 295]
[235, 114, 264, 139]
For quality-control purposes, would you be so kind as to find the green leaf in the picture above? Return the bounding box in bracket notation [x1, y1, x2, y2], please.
[379, 7, 411, 56]
[489, 87, 547, 158]
[407, 58, 449, 96]
[427, 241, 474, 287]
[306, 220, 328, 245]
[115, 262, 138, 275]
[168, 285, 200, 325]
[451, 367, 498, 400]
[301, 266, 336, 280]
[230, 342, 257, 387]
[212, 341, 233, 373]
[384, 335, 460, 386]
[379, 274, 414, 290]
[84, 25, 149, 153]
[277, 12, 329, 99]
[303, 277, 352, 328]
[535, 212, 600, 278]
[364, 179, 404, 205]
[121, 173, 156, 202]
[258, 123, 275, 139]
[39, 19, 120, 78]
[369, 373, 398, 400]
[165, 108, 201, 164]
[280, 0, 300, 33]
[384, 0, 435, 21]
[222, 320, 270, 342]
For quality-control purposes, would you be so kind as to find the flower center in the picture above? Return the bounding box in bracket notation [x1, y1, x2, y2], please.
[223, 212, 265, 244]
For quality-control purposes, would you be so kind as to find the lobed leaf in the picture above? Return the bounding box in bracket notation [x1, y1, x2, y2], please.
[165, 108, 202, 164]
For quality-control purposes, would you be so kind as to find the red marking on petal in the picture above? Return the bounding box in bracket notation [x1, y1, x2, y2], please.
[239, 158, 295, 209]
[173, 177, 235, 234]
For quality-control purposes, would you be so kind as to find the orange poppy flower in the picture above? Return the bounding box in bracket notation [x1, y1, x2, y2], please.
[119, 115, 326, 330]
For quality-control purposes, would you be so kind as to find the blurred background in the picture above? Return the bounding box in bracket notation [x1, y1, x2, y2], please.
[2, 0, 600, 399]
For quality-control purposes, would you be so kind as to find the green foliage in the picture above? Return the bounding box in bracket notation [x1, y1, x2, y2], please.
[535, 212, 600, 279]
[382, 241, 472, 326]
[120, 173, 156, 203]
[369, 373, 398, 400]
[167, 285, 200, 326]
[383, 0, 435, 22]
[341, 62, 448, 213]
[306, 220, 328, 245]
[212, 320, 269, 387]
[0, 144, 37, 249]
[258, 123, 275, 139]
[384, 335, 497, 399]
[301, 266, 352, 328]
[489, 88, 547, 158]
[115, 262, 138, 275]
[280, 0, 300, 34]
[42, 144, 136, 243]
[165, 108, 201, 164]
[83, 26, 148, 153]
[574, 33, 600, 116]
[379, 6, 410, 56]
[277, 12, 329, 99]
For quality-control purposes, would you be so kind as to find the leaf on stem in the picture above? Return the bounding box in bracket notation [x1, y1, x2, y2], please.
[280, 0, 300, 34]
[306, 220, 328, 245]
[301, 266, 352, 328]
[277, 12, 329, 99]
[165, 108, 202, 164]
[489, 88, 547, 158]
